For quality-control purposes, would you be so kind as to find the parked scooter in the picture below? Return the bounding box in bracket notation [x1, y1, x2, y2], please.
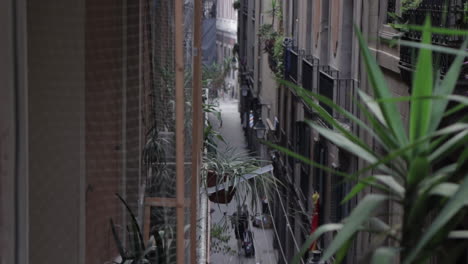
[243, 229, 255, 257]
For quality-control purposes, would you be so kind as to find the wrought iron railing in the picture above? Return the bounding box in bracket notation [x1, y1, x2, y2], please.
[399, 0, 468, 82]
[302, 56, 319, 92]
[335, 79, 357, 125]
[284, 44, 299, 83]
[318, 66, 339, 117]
[317, 66, 357, 126]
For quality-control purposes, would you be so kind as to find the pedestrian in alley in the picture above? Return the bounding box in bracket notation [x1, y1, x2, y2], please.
[231, 205, 244, 254]
[262, 196, 269, 215]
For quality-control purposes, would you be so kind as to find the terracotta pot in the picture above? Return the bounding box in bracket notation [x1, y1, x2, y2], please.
[207, 170, 236, 204]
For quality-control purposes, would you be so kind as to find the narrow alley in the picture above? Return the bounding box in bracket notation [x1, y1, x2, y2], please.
[209, 98, 278, 264]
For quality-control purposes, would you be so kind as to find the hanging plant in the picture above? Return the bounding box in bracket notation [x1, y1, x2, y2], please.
[233, 0, 241, 10]
[202, 147, 278, 207]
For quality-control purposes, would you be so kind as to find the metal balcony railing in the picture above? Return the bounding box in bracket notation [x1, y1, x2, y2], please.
[318, 66, 339, 118]
[317, 66, 357, 126]
[302, 56, 319, 93]
[284, 45, 299, 83]
[335, 79, 357, 125]
[398, 0, 468, 82]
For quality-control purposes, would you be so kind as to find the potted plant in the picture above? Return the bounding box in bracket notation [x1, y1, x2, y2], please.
[203, 148, 260, 204]
[203, 146, 279, 206]
[232, 0, 241, 10]
[110, 194, 156, 264]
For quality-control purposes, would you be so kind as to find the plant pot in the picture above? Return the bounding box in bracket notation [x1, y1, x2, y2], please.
[207, 170, 236, 204]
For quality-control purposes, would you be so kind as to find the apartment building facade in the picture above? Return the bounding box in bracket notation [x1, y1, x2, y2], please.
[238, 0, 467, 263]
[216, 0, 239, 97]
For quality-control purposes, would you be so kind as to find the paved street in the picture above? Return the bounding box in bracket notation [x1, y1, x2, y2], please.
[208, 98, 278, 264]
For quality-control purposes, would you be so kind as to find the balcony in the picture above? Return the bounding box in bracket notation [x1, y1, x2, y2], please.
[318, 66, 356, 128]
[284, 45, 299, 83]
[398, 0, 468, 87]
[302, 56, 319, 92]
[335, 79, 357, 126]
[318, 66, 339, 117]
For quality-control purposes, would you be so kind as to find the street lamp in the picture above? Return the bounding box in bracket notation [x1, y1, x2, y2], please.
[253, 117, 267, 139]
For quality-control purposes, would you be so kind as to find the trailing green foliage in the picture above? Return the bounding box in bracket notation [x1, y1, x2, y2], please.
[273, 19, 468, 263]
[110, 194, 155, 264]
[232, 0, 240, 10]
[202, 146, 279, 211]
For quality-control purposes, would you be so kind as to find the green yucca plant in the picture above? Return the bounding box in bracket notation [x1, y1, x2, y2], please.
[268, 18, 468, 264]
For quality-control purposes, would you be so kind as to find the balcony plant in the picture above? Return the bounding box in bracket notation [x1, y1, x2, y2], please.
[203, 147, 260, 204]
[202, 146, 278, 206]
[269, 18, 468, 263]
[232, 0, 240, 10]
[110, 194, 156, 264]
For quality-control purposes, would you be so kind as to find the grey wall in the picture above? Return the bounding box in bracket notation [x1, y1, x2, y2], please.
[27, 0, 85, 263]
[0, 0, 16, 262]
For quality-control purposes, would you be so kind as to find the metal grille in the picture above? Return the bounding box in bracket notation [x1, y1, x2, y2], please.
[335, 79, 357, 124]
[284, 46, 299, 83]
[318, 69, 336, 117]
[399, 0, 468, 79]
[302, 56, 319, 92]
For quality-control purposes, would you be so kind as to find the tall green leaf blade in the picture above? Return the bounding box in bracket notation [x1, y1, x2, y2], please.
[409, 17, 433, 155]
[371, 247, 398, 264]
[391, 24, 468, 36]
[306, 122, 394, 174]
[429, 41, 468, 133]
[429, 182, 459, 199]
[356, 26, 408, 146]
[110, 219, 127, 260]
[342, 177, 375, 204]
[116, 194, 145, 252]
[321, 194, 388, 261]
[448, 230, 468, 239]
[429, 129, 468, 163]
[374, 175, 405, 199]
[281, 79, 398, 152]
[404, 173, 468, 264]
[358, 90, 387, 126]
[263, 141, 391, 192]
[408, 156, 429, 187]
[335, 236, 354, 264]
[291, 224, 343, 264]
[281, 79, 376, 154]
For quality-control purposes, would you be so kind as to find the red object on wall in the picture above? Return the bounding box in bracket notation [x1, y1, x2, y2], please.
[309, 192, 320, 251]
